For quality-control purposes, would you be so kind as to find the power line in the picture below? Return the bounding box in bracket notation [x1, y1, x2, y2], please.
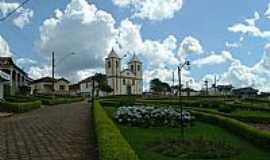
[0, 0, 32, 22]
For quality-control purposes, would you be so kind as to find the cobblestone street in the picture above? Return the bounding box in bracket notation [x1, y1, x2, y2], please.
[0, 102, 98, 160]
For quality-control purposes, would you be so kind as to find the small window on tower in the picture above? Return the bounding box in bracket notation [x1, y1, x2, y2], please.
[137, 65, 140, 71]
[131, 65, 134, 71]
[108, 61, 111, 68]
[123, 79, 126, 85]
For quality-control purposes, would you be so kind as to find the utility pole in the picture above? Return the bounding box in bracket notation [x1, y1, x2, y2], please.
[214, 75, 217, 95]
[52, 52, 55, 98]
[92, 77, 95, 104]
[205, 80, 209, 96]
[172, 71, 174, 96]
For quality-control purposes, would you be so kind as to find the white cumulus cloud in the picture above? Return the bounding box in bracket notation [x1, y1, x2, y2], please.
[178, 36, 203, 62]
[0, 1, 34, 29]
[35, 0, 116, 81]
[0, 35, 12, 57]
[215, 45, 270, 92]
[193, 51, 233, 67]
[228, 12, 270, 39]
[112, 0, 183, 21]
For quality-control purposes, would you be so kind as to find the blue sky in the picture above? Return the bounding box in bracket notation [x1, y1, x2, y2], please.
[0, 0, 270, 91]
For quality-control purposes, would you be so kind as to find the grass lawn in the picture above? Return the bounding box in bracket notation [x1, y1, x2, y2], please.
[104, 106, 270, 160]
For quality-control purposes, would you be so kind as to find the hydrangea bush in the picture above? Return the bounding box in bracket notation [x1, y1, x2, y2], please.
[115, 106, 194, 127]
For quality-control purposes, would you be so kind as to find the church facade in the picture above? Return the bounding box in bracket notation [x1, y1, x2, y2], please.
[105, 49, 143, 95]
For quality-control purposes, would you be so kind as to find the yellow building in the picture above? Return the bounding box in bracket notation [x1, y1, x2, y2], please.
[31, 77, 70, 95]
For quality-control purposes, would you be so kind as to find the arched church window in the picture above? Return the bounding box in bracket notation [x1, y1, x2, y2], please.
[108, 61, 111, 68]
[137, 65, 140, 71]
[123, 79, 126, 85]
[131, 65, 134, 71]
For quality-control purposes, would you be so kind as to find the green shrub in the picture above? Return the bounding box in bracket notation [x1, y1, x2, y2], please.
[193, 111, 270, 150]
[5, 96, 39, 102]
[218, 105, 236, 113]
[41, 97, 84, 105]
[94, 101, 140, 160]
[0, 100, 41, 113]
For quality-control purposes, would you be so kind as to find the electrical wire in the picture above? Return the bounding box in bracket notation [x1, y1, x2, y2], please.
[0, 0, 32, 22]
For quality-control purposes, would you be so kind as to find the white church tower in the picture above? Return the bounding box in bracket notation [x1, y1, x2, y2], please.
[105, 49, 143, 95]
[105, 49, 121, 95]
[128, 54, 143, 94]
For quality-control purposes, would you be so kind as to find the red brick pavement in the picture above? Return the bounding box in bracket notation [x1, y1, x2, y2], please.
[0, 102, 98, 160]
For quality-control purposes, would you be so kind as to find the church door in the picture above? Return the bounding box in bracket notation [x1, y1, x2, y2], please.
[127, 85, 132, 96]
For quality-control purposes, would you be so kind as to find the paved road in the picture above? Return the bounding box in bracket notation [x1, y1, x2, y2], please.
[0, 102, 98, 160]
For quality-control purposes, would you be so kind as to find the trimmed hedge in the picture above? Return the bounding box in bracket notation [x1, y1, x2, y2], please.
[136, 99, 270, 112]
[0, 100, 41, 113]
[193, 111, 270, 150]
[94, 101, 140, 160]
[41, 97, 84, 105]
[192, 108, 270, 124]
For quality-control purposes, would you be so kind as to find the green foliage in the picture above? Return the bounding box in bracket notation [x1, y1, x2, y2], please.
[41, 97, 84, 105]
[92, 73, 113, 95]
[193, 111, 270, 150]
[218, 105, 236, 113]
[137, 99, 270, 112]
[119, 97, 136, 106]
[150, 78, 171, 94]
[94, 101, 140, 160]
[0, 100, 41, 113]
[150, 138, 239, 159]
[192, 108, 270, 124]
[115, 120, 270, 160]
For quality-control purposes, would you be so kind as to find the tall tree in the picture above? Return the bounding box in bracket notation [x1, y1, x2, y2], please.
[150, 78, 170, 95]
[92, 73, 113, 97]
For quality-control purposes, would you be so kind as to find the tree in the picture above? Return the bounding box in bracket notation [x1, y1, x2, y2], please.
[150, 78, 171, 95]
[92, 73, 113, 97]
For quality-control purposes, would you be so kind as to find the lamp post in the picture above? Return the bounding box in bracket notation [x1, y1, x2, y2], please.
[177, 60, 191, 139]
[51, 52, 75, 99]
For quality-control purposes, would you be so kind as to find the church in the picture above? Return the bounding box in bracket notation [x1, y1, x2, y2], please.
[105, 49, 143, 95]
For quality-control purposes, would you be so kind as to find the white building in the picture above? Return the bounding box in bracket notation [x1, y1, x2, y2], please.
[0, 71, 10, 100]
[79, 76, 108, 97]
[105, 49, 143, 95]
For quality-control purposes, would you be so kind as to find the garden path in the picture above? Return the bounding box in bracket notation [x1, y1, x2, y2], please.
[0, 101, 98, 160]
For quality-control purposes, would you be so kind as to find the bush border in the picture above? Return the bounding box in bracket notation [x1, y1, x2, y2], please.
[93, 101, 140, 160]
[193, 111, 270, 150]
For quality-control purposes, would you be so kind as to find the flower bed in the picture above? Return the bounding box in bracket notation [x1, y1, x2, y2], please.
[115, 106, 194, 127]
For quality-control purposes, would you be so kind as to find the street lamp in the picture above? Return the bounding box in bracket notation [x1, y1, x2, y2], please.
[177, 60, 191, 139]
[51, 51, 76, 98]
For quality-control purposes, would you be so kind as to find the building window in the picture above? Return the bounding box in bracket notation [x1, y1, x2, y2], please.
[137, 65, 140, 71]
[123, 79, 126, 85]
[131, 65, 134, 71]
[60, 85, 65, 91]
[86, 83, 88, 88]
[108, 61, 111, 68]
[132, 80, 135, 85]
